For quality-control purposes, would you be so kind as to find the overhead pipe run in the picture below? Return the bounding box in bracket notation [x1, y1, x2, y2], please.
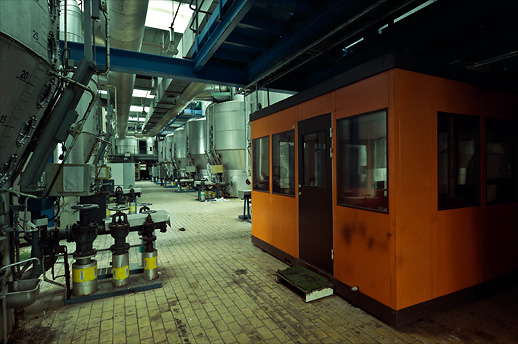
[107, 0, 149, 139]
[147, 82, 208, 137]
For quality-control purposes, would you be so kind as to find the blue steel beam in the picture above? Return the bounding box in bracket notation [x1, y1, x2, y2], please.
[246, 0, 365, 83]
[61, 41, 246, 86]
[191, 0, 257, 72]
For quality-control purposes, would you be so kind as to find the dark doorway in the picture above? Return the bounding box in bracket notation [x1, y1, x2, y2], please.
[298, 113, 333, 274]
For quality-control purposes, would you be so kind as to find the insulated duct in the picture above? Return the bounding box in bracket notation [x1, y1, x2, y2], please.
[147, 82, 207, 137]
[107, 0, 149, 139]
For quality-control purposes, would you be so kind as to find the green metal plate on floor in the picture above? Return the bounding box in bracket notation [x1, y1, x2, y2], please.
[277, 265, 332, 292]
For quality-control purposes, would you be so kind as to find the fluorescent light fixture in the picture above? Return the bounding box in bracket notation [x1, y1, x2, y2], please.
[378, 24, 389, 34]
[130, 106, 150, 112]
[129, 117, 147, 122]
[98, 90, 107, 95]
[345, 37, 364, 49]
[393, 0, 437, 23]
[132, 89, 154, 99]
[145, 0, 193, 33]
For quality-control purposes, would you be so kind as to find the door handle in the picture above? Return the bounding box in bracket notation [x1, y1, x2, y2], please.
[298, 191, 302, 196]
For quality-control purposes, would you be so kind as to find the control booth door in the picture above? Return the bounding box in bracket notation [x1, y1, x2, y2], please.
[298, 113, 333, 275]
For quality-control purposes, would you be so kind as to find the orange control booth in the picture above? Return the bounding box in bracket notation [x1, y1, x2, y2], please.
[250, 53, 518, 327]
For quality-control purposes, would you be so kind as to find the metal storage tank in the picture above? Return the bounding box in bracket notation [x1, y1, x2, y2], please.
[165, 133, 175, 177]
[157, 139, 165, 163]
[173, 127, 189, 177]
[0, 0, 60, 188]
[207, 101, 248, 197]
[146, 137, 155, 155]
[60, 0, 101, 165]
[115, 138, 138, 155]
[165, 134, 175, 162]
[186, 117, 209, 180]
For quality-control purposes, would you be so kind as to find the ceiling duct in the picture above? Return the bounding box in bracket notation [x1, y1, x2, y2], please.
[107, 0, 149, 139]
[146, 82, 208, 137]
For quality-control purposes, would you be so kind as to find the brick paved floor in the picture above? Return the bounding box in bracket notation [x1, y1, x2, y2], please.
[15, 181, 518, 343]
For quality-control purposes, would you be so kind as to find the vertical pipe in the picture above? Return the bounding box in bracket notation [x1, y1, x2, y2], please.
[83, 0, 93, 62]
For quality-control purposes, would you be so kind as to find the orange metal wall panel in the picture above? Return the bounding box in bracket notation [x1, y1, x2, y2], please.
[393, 69, 435, 309]
[251, 191, 272, 243]
[333, 71, 394, 307]
[270, 194, 298, 257]
[270, 108, 299, 258]
[251, 116, 270, 139]
[394, 69, 518, 309]
[296, 92, 335, 121]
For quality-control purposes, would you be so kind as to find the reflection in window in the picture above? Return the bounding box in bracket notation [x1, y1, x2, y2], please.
[253, 136, 269, 192]
[337, 110, 387, 212]
[438, 112, 479, 209]
[486, 119, 518, 204]
[303, 131, 327, 187]
[272, 130, 295, 195]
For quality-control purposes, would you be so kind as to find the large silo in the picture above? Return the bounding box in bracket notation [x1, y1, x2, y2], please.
[164, 133, 175, 177]
[0, 1, 60, 189]
[186, 117, 209, 180]
[173, 127, 189, 177]
[207, 101, 248, 197]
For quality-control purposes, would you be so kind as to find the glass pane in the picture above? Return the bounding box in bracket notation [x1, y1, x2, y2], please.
[252, 136, 269, 192]
[302, 131, 326, 187]
[486, 119, 518, 204]
[337, 110, 388, 212]
[438, 112, 479, 209]
[272, 130, 295, 195]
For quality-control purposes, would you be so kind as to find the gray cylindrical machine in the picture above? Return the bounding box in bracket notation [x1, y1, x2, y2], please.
[173, 127, 188, 177]
[0, 1, 60, 188]
[165, 134, 175, 162]
[72, 259, 98, 296]
[143, 250, 158, 281]
[165, 133, 175, 177]
[157, 139, 165, 163]
[115, 138, 138, 155]
[146, 137, 155, 155]
[208, 101, 248, 197]
[112, 252, 130, 287]
[186, 117, 209, 180]
[60, 0, 102, 165]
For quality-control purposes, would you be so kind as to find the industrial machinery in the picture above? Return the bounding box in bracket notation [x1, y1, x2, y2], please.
[206, 100, 250, 197]
[172, 127, 194, 191]
[0, 1, 169, 341]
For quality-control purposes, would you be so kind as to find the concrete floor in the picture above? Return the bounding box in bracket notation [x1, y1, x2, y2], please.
[14, 181, 518, 343]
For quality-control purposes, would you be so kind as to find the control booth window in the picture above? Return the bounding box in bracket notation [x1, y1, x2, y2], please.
[438, 112, 480, 209]
[272, 130, 295, 196]
[337, 110, 388, 213]
[253, 136, 270, 192]
[486, 119, 518, 204]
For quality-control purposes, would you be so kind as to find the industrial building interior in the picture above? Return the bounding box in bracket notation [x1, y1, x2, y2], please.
[0, 0, 517, 343]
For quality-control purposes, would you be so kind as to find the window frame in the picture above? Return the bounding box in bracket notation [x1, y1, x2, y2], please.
[336, 108, 389, 214]
[272, 129, 296, 197]
[252, 135, 270, 193]
[437, 112, 480, 210]
[485, 118, 518, 205]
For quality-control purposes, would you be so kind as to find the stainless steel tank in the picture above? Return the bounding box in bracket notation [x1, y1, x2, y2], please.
[61, 0, 101, 165]
[157, 139, 165, 163]
[165, 133, 175, 177]
[186, 117, 209, 180]
[0, 0, 60, 187]
[173, 127, 189, 177]
[146, 138, 155, 155]
[115, 138, 138, 155]
[165, 134, 175, 162]
[208, 101, 248, 197]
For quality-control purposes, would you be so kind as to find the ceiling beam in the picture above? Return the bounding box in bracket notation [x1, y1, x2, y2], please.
[62, 41, 246, 86]
[191, 0, 257, 72]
